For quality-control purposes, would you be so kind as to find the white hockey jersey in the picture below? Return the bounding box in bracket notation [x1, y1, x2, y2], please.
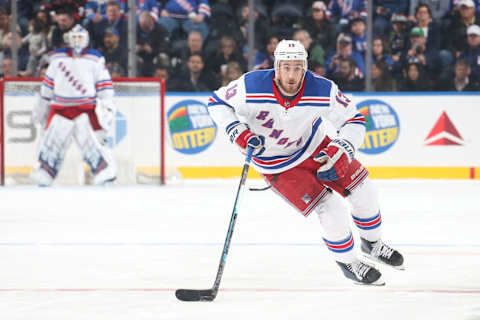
[208, 69, 366, 174]
[40, 48, 114, 107]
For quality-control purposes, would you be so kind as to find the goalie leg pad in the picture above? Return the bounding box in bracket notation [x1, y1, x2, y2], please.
[73, 113, 117, 185]
[31, 114, 75, 185]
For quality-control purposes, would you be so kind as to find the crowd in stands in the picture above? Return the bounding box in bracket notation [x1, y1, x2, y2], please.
[0, 0, 479, 92]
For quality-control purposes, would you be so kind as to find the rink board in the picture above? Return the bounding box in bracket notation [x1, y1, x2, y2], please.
[3, 90, 480, 180]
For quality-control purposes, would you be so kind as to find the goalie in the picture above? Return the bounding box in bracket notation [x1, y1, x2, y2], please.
[31, 24, 117, 186]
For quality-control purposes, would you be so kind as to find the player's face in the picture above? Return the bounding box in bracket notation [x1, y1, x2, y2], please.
[277, 61, 305, 95]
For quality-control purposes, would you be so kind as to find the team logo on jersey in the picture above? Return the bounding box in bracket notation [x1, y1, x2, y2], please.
[424, 111, 463, 146]
[357, 99, 400, 154]
[167, 100, 217, 154]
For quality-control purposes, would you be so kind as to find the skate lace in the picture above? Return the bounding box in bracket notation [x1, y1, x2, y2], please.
[371, 240, 394, 259]
[351, 261, 371, 279]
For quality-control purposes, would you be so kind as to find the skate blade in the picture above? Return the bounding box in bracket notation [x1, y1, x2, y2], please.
[362, 253, 405, 271]
[353, 276, 385, 286]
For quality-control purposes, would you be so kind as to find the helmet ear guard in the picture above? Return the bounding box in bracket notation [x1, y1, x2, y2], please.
[274, 39, 308, 70]
[65, 24, 90, 55]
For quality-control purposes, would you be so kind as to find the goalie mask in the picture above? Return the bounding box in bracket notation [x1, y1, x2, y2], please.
[66, 24, 89, 55]
[274, 40, 308, 71]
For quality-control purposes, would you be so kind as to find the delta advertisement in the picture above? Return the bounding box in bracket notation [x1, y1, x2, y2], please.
[164, 93, 480, 179]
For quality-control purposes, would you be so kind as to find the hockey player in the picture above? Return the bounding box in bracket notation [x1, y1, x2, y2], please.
[31, 24, 117, 186]
[208, 40, 404, 285]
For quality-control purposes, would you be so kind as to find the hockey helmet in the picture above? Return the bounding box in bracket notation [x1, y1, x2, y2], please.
[66, 24, 89, 55]
[274, 39, 308, 71]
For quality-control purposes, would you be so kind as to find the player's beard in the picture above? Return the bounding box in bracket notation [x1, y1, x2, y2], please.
[277, 76, 303, 96]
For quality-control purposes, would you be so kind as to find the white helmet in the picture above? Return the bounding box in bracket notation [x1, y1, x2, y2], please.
[66, 24, 89, 55]
[274, 39, 308, 70]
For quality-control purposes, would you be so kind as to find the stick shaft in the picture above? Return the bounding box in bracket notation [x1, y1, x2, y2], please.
[175, 147, 254, 302]
[210, 147, 253, 295]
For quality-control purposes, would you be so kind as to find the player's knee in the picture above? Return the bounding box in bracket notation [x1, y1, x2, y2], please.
[348, 178, 379, 215]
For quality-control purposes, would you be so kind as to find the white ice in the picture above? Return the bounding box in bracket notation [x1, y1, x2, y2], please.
[0, 179, 479, 320]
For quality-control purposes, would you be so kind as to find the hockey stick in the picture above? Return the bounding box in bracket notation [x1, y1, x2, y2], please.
[175, 146, 254, 302]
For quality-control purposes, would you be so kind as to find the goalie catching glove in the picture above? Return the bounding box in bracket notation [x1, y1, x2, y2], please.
[228, 122, 265, 156]
[314, 138, 355, 181]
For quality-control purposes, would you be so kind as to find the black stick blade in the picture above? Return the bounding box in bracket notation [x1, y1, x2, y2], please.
[175, 289, 217, 302]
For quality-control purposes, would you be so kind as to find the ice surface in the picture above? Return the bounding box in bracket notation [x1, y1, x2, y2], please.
[0, 179, 479, 320]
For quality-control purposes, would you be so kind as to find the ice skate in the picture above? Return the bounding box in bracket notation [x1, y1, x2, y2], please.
[336, 259, 385, 286]
[361, 238, 405, 270]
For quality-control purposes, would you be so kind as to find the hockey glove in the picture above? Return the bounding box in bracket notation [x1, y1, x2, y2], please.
[314, 138, 355, 181]
[228, 122, 265, 156]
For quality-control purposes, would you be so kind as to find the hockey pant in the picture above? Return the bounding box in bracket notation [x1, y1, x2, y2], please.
[262, 143, 382, 264]
[32, 108, 116, 186]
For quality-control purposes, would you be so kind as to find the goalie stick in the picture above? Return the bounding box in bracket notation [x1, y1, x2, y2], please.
[175, 147, 254, 302]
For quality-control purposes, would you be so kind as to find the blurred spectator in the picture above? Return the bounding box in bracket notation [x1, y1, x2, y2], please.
[327, 0, 367, 33]
[408, 0, 451, 22]
[310, 60, 326, 76]
[0, 32, 29, 74]
[169, 53, 218, 91]
[98, 27, 127, 67]
[438, 58, 480, 90]
[446, 0, 480, 57]
[388, 13, 409, 57]
[135, 0, 160, 21]
[22, 18, 47, 77]
[107, 61, 125, 77]
[401, 27, 440, 79]
[171, 30, 204, 73]
[206, 35, 246, 79]
[221, 61, 242, 86]
[0, 7, 10, 50]
[136, 10, 170, 77]
[372, 60, 396, 91]
[91, 1, 127, 50]
[35, 9, 55, 50]
[270, 0, 304, 38]
[413, 4, 441, 51]
[293, 29, 326, 68]
[0, 57, 12, 78]
[373, 0, 409, 36]
[413, 3, 453, 80]
[399, 62, 432, 90]
[330, 57, 365, 91]
[84, 0, 126, 25]
[154, 64, 170, 80]
[237, 2, 271, 51]
[51, 8, 76, 49]
[350, 17, 367, 56]
[458, 24, 480, 80]
[372, 36, 394, 68]
[325, 33, 365, 78]
[451, 0, 480, 13]
[253, 34, 279, 70]
[158, 0, 211, 40]
[302, 1, 336, 54]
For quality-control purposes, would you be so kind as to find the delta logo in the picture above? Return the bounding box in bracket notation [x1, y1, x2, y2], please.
[424, 111, 463, 146]
[357, 99, 400, 155]
[167, 100, 217, 154]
